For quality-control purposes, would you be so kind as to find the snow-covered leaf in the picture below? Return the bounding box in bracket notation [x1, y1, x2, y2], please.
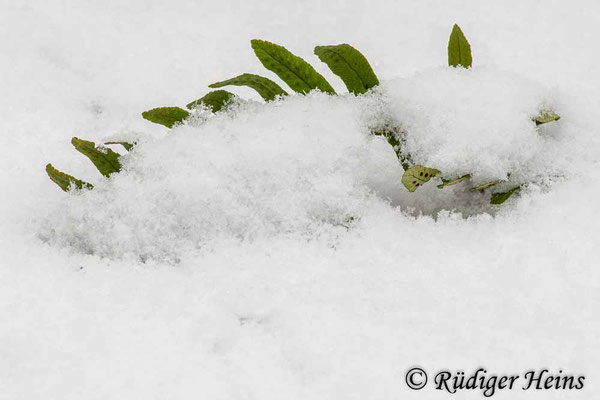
[491, 186, 521, 204]
[371, 125, 411, 170]
[71, 137, 121, 177]
[46, 163, 93, 192]
[186, 90, 234, 112]
[437, 174, 471, 188]
[105, 141, 135, 151]
[470, 180, 500, 192]
[533, 109, 560, 125]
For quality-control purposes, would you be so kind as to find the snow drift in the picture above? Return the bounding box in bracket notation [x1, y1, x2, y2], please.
[40, 67, 566, 261]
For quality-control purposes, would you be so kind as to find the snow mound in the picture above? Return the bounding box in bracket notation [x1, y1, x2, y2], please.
[39, 69, 566, 261]
[382, 66, 564, 184]
[40, 93, 391, 261]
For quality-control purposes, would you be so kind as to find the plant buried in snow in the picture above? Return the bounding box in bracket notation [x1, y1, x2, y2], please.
[47, 24, 559, 205]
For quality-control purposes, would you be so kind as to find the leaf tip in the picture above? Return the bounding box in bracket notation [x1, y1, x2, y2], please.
[448, 23, 472, 68]
[250, 39, 266, 49]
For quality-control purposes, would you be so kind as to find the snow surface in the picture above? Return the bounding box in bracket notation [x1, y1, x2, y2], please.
[1, 1, 600, 399]
[382, 66, 564, 183]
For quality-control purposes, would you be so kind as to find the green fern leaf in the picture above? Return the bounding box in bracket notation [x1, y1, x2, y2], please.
[71, 137, 121, 177]
[46, 163, 93, 192]
[142, 107, 189, 128]
[490, 186, 521, 204]
[437, 174, 471, 189]
[209, 74, 287, 101]
[251, 39, 335, 94]
[186, 90, 235, 112]
[470, 180, 501, 192]
[401, 165, 441, 192]
[448, 24, 472, 68]
[314, 44, 379, 94]
[533, 109, 560, 125]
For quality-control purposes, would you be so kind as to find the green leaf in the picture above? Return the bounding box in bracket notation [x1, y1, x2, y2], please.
[533, 109, 560, 125]
[490, 186, 521, 205]
[71, 137, 122, 177]
[105, 141, 135, 151]
[46, 163, 93, 192]
[448, 24, 472, 68]
[401, 165, 441, 192]
[186, 90, 235, 112]
[470, 180, 501, 192]
[437, 174, 471, 189]
[251, 39, 335, 94]
[209, 74, 287, 101]
[142, 107, 189, 128]
[314, 44, 379, 94]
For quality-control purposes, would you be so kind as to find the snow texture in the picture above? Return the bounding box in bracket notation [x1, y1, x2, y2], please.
[382, 66, 564, 183]
[40, 94, 387, 261]
[1, 1, 599, 399]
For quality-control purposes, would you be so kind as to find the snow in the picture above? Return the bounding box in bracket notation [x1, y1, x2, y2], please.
[381, 66, 563, 183]
[1, 0, 600, 399]
[40, 93, 386, 261]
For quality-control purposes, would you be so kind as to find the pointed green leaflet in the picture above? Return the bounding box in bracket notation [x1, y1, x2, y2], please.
[314, 44, 379, 94]
[46, 163, 93, 192]
[142, 107, 190, 128]
[402, 165, 441, 192]
[209, 74, 287, 101]
[71, 137, 122, 177]
[186, 90, 234, 112]
[448, 24, 472, 68]
[490, 186, 521, 204]
[470, 180, 501, 192]
[371, 125, 411, 170]
[251, 39, 335, 94]
[437, 174, 471, 189]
